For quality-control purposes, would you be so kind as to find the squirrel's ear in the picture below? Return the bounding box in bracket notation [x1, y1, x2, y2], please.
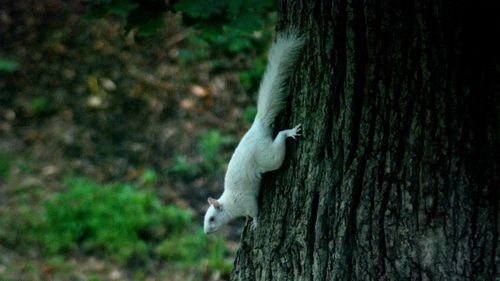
[207, 197, 223, 211]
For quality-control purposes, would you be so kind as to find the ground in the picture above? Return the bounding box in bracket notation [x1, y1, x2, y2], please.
[0, 1, 265, 280]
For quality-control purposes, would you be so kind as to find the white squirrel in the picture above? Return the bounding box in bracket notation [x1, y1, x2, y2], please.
[203, 31, 306, 234]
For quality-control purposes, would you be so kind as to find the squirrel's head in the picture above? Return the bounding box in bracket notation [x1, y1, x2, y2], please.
[204, 197, 230, 234]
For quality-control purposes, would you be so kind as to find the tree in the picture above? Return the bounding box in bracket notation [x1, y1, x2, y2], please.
[231, 1, 499, 280]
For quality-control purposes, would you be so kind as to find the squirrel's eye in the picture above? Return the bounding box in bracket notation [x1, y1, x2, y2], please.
[209, 217, 215, 222]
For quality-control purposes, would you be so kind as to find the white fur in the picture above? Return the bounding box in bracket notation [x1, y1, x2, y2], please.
[256, 31, 307, 127]
[204, 31, 306, 234]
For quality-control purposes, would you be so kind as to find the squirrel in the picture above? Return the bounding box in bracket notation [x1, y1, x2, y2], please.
[203, 30, 306, 234]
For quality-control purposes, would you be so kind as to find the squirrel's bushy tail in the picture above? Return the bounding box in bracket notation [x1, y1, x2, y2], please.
[255, 30, 306, 128]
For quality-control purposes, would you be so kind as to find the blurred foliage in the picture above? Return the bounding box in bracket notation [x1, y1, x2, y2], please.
[177, 27, 273, 93]
[84, 0, 164, 37]
[0, 150, 12, 179]
[238, 53, 268, 90]
[198, 130, 236, 172]
[84, 0, 276, 92]
[140, 168, 158, 184]
[0, 57, 20, 72]
[243, 105, 257, 124]
[166, 154, 201, 178]
[0, 177, 231, 274]
[26, 96, 51, 116]
[84, 0, 275, 38]
[41, 178, 186, 263]
[155, 229, 231, 274]
[178, 35, 210, 64]
[164, 130, 236, 177]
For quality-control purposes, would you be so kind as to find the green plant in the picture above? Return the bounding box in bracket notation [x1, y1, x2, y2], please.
[198, 130, 235, 172]
[0, 151, 11, 180]
[85, 0, 165, 37]
[85, 0, 276, 38]
[40, 178, 191, 264]
[243, 105, 257, 124]
[0, 177, 234, 277]
[0, 195, 44, 250]
[204, 234, 232, 275]
[155, 229, 206, 264]
[88, 275, 101, 281]
[140, 168, 158, 184]
[238, 53, 268, 91]
[28, 97, 50, 115]
[178, 34, 210, 65]
[155, 229, 232, 275]
[166, 155, 200, 177]
[86, 0, 276, 94]
[0, 57, 19, 72]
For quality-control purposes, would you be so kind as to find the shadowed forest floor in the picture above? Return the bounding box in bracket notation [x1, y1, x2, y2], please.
[0, 1, 270, 280]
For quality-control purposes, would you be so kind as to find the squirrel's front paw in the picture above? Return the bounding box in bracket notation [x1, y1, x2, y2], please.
[251, 218, 258, 230]
[286, 124, 302, 139]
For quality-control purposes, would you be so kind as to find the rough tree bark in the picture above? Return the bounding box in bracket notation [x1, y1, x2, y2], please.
[231, 1, 499, 280]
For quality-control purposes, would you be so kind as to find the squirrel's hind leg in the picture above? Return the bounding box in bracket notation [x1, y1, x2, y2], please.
[255, 124, 301, 172]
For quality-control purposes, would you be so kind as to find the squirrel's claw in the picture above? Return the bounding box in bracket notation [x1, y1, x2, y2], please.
[287, 124, 302, 139]
[251, 218, 258, 230]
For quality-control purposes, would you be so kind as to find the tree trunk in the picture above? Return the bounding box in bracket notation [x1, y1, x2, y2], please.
[231, 1, 499, 280]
